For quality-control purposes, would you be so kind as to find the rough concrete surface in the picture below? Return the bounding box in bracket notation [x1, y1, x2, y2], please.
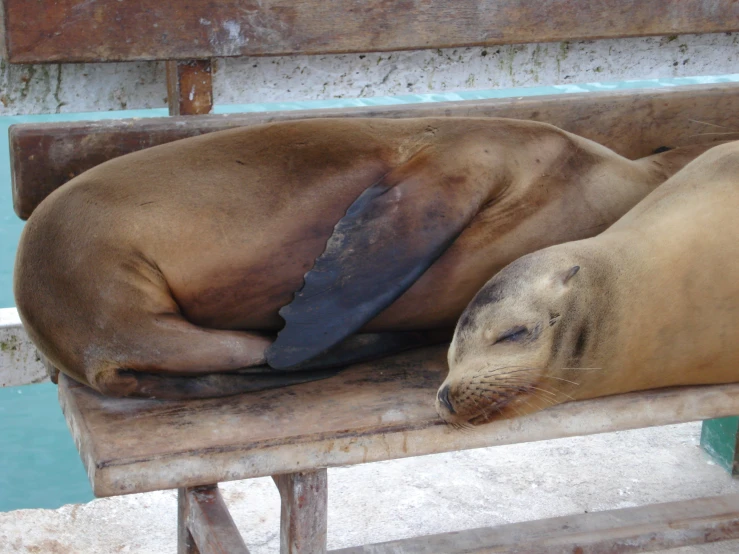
[2, 32, 738, 115]
[2, 422, 739, 553]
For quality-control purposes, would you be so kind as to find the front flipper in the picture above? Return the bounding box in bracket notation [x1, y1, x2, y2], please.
[267, 147, 486, 369]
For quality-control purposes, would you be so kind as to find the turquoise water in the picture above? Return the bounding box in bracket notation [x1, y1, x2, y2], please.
[1, 74, 737, 512]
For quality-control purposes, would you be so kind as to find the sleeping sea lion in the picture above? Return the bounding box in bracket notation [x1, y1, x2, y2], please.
[14, 117, 719, 399]
[437, 140, 739, 426]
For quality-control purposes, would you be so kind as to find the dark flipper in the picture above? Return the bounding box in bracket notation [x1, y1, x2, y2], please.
[114, 367, 344, 400]
[266, 148, 485, 369]
[120, 331, 451, 399]
[283, 330, 451, 371]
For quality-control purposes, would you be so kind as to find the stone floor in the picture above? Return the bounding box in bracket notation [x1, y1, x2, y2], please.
[2, 421, 739, 553]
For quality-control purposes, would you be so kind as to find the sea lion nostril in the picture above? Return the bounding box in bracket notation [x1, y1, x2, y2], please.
[438, 384, 455, 414]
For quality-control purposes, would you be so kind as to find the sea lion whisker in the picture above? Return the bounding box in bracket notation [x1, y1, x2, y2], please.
[539, 375, 580, 386]
[480, 368, 541, 379]
[687, 119, 737, 130]
[531, 392, 558, 409]
[527, 391, 557, 407]
[476, 365, 538, 377]
[687, 131, 739, 137]
[509, 404, 526, 418]
[528, 385, 558, 397]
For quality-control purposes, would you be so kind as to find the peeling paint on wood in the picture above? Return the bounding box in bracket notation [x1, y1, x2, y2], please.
[2, 0, 738, 63]
[166, 60, 213, 116]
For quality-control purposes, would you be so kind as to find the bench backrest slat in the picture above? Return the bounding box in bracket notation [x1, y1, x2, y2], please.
[3, 0, 739, 63]
[10, 83, 739, 220]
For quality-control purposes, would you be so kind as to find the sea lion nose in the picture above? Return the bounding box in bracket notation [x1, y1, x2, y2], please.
[437, 384, 455, 414]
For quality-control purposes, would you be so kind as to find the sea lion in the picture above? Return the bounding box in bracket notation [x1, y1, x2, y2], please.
[14, 117, 719, 399]
[437, 140, 739, 426]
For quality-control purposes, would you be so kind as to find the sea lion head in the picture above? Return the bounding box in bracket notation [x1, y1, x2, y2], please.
[436, 249, 592, 426]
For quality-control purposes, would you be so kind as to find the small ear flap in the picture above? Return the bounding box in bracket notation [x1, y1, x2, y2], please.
[562, 265, 580, 285]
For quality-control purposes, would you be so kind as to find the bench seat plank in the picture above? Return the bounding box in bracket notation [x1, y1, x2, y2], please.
[4, 0, 738, 64]
[58, 345, 739, 497]
[11, 83, 739, 220]
[331, 492, 739, 553]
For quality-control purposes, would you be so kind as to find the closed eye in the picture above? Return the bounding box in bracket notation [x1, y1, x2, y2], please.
[495, 325, 528, 344]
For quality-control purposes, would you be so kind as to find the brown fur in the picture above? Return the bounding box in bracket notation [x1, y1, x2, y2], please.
[438, 140, 739, 426]
[13, 117, 720, 398]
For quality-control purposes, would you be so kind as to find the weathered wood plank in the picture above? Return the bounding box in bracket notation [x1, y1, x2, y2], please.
[274, 471, 328, 554]
[57, 346, 739, 497]
[0, 0, 7, 60]
[11, 83, 739, 220]
[178, 487, 201, 554]
[331, 493, 739, 553]
[166, 60, 214, 117]
[183, 485, 250, 554]
[3, 0, 739, 63]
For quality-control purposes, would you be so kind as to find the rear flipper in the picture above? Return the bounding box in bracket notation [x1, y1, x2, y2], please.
[266, 329, 452, 372]
[124, 330, 450, 400]
[85, 310, 449, 399]
[111, 367, 344, 400]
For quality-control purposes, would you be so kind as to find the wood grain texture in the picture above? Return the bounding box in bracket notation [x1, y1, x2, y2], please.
[178, 487, 202, 554]
[3, 0, 739, 63]
[332, 493, 739, 553]
[11, 83, 739, 220]
[57, 346, 739, 497]
[274, 471, 328, 554]
[184, 485, 250, 554]
[166, 60, 214, 116]
[0, 0, 7, 59]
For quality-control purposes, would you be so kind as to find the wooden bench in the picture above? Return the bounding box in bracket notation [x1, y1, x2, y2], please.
[6, 1, 739, 552]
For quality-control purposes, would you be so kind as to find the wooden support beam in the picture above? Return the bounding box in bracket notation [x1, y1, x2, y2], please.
[10, 83, 739, 220]
[178, 487, 201, 554]
[2, 0, 738, 63]
[178, 485, 250, 554]
[332, 493, 739, 554]
[166, 60, 214, 116]
[274, 471, 328, 554]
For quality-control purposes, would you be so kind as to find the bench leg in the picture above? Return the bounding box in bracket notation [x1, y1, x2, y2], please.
[178, 485, 250, 554]
[179, 487, 201, 554]
[273, 470, 328, 554]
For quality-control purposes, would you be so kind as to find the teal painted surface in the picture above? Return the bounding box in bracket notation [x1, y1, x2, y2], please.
[701, 417, 739, 475]
[0, 74, 738, 512]
[0, 383, 94, 510]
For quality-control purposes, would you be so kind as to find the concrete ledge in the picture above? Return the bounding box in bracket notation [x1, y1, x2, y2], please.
[0, 308, 45, 387]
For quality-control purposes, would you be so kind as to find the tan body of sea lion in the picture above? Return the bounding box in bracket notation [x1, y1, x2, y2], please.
[437, 140, 739, 426]
[14, 117, 719, 399]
